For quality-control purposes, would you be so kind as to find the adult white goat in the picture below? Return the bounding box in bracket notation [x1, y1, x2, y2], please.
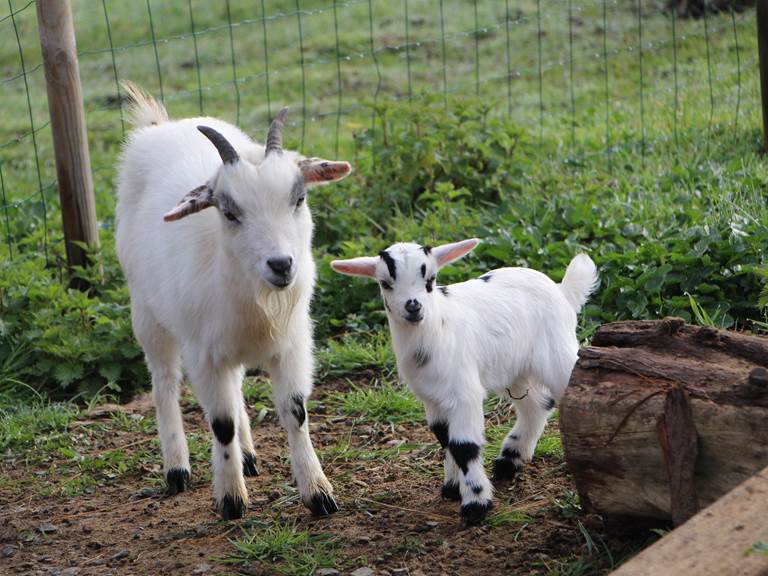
[331, 240, 597, 524]
[116, 83, 351, 520]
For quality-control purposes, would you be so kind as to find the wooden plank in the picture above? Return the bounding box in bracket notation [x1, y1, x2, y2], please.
[36, 0, 99, 287]
[610, 466, 768, 576]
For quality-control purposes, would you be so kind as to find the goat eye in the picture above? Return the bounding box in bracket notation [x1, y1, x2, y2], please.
[380, 280, 393, 291]
[224, 211, 240, 223]
[426, 277, 435, 293]
[295, 196, 305, 208]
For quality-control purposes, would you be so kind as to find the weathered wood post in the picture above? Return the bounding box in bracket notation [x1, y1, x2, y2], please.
[36, 0, 99, 288]
[759, 0, 768, 152]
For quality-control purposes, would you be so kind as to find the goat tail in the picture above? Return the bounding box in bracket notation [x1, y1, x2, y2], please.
[559, 254, 599, 313]
[121, 81, 169, 129]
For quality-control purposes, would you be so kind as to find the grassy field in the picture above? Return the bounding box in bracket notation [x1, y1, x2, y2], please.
[1, 0, 767, 574]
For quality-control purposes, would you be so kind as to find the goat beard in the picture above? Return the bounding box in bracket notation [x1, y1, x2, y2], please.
[256, 281, 301, 340]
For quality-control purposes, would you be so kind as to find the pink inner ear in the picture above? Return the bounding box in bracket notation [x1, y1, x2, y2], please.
[303, 161, 351, 184]
[435, 239, 480, 267]
[331, 258, 377, 278]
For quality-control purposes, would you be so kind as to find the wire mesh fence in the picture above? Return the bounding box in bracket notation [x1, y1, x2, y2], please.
[0, 0, 762, 264]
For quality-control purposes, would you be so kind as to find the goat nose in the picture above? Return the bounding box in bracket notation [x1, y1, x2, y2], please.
[405, 299, 422, 313]
[267, 256, 293, 277]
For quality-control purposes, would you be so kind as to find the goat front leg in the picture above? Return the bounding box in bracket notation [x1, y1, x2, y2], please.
[269, 329, 337, 516]
[238, 402, 258, 477]
[188, 359, 248, 520]
[424, 401, 461, 501]
[444, 394, 494, 525]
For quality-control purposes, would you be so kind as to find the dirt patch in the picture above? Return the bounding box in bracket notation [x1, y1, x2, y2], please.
[0, 379, 655, 575]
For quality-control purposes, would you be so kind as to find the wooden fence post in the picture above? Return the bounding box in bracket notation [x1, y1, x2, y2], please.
[759, 0, 768, 152]
[36, 0, 99, 288]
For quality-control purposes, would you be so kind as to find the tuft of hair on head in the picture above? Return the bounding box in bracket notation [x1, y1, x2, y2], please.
[121, 81, 169, 129]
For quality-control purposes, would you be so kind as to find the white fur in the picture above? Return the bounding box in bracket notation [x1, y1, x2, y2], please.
[331, 241, 598, 524]
[116, 84, 348, 519]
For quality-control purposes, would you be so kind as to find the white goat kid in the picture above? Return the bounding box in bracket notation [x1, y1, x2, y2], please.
[116, 83, 351, 520]
[331, 241, 597, 524]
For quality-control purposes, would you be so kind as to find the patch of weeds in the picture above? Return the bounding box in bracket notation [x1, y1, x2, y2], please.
[553, 489, 583, 520]
[746, 541, 768, 557]
[225, 518, 341, 576]
[390, 535, 425, 559]
[0, 401, 77, 455]
[316, 332, 395, 379]
[320, 438, 422, 464]
[534, 433, 564, 459]
[487, 509, 533, 528]
[325, 379, 423, 425]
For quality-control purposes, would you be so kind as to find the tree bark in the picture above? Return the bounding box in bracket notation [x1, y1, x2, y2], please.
[561, 318, 768, 524]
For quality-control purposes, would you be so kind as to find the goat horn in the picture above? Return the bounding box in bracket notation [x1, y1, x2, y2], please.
[265, 107, 289, 157]
[197, 126, 239, 165]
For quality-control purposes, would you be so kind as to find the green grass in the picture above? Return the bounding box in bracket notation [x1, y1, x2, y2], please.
[226, 519, 342, 576]
[325, 378, 423, 424]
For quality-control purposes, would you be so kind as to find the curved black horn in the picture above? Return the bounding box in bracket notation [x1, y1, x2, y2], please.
[265, 107, 289, 157]
[197, 125, 239, 165]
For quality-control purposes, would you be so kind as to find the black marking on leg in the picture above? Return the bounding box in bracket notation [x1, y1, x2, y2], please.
[438, 286, 449, 296]
[413, 347, 430, 368]
[502, 447, 521, 460]
[492, 456, 523, 481]
[448, 440, 480, 475]
[467, 482, 483, 495]
[441, 480, 461, 501]
[430, 421, 449, 449]
[379, 250, 397, 280]
[290, 394, 306, 427]
[223, 451, 229, 460]
[242, 452, 259, 477]
[460, 500, 493, 526]
[308, 491, 338, 516]
[166, 468, 190, 495]
[212, 417, 235, 445]
[218, 493, 246, 520]
[479, 273, 492, 283]
[540, 395, 556, 411]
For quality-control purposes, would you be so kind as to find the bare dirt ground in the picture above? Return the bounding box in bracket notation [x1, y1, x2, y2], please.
[0, 377, 655, 575]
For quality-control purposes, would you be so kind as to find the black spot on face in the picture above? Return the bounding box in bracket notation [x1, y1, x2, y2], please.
[422, 245, 432, 256]
[438, 286, 449, 296]
[379, 250, 397, 280]
[479, 273, 492, 283]
[430, 421, 449, 448]
[420, 263, 427, 278]
[212, 417, 235, 445]
[290, 394, 306, 427]
[448, 440, 480, 474]
[426, 276, 435, 293]
[413, 347, 430, 368]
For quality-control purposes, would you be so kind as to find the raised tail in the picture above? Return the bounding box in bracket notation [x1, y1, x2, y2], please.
[121, 81, 168, 129]
[559, 254, 599, 313]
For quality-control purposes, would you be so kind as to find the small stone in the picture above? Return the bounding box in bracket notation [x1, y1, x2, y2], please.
[60, 568, 80, 576]
[391, 569, 409, 576]
[110, 549, 129, 562]
[351, 568, 374, 576]
[0, 546, 14, 558]
[315, 569, 340, 576]
[425, 521, 439, 528]
[37, 523, 57, 534]
[192, 563, 212, 574]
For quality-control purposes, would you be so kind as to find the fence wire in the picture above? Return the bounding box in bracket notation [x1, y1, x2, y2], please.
[0, 0, 762, 264]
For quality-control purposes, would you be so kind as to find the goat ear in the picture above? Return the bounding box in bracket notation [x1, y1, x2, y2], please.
[299, 157, 352, 187]
[330, 256, 378, 278]
[163, 185, 217, 222]
[433, 238, 480, 268]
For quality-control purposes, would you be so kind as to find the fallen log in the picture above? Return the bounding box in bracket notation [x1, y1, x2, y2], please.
[609, 466, 768, 576]
[561, 318, 768, 524]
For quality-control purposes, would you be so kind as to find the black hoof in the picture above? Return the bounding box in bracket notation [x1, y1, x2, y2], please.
[308, 491, 338, 516]
[242, 452, 259, 477]
[218, 494, 246, 520]
[441, 481, 461, 501]
[460, 500, 493, 526]
[492, 456, 522, 481]
[166, 468, 190, 495]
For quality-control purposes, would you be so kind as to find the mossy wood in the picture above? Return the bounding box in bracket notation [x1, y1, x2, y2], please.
[561, 318, 768, 524]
